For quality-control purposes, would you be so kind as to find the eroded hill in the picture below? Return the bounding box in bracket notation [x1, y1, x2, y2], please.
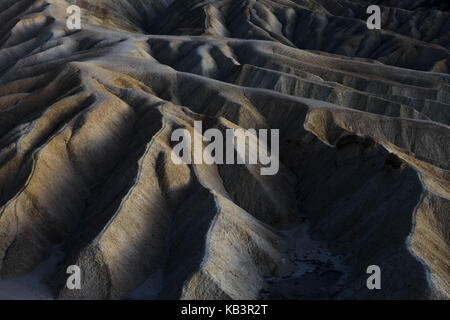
[0, 0, 449, 299]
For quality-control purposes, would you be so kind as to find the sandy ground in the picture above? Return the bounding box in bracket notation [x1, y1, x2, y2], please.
[261, 222, 349, 299]
[124, 269, 164, 300]
[0, 246, 64, 300]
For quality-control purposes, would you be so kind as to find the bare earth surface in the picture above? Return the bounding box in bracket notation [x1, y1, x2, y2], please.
[0, 0, 449, 299]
